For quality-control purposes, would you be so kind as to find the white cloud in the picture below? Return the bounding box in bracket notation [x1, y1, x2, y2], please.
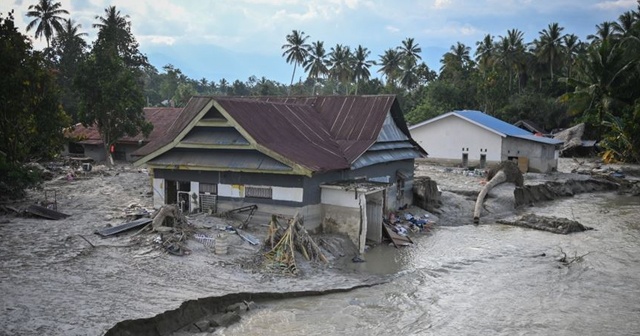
[139, 35, 176, 45]
[386, 25, 400, 33]
[594, 0, 637, 10]
[433, 0, 452, 9]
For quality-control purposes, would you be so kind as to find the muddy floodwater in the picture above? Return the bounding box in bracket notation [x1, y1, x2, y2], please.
[218, 192, 640, 336]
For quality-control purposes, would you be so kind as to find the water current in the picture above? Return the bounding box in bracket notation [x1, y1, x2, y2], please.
[219, 192, 640, 336]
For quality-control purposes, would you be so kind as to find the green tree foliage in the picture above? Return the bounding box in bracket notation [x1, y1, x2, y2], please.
[0, 11, 70, 197]
[75, 6, 151, 166]
[50, 18, 87, 122]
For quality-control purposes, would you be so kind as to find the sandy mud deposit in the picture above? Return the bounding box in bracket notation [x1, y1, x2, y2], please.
[1, 158, 638, 335]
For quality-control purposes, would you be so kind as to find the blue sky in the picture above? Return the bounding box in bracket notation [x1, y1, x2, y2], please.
[3, 0, 638, 84]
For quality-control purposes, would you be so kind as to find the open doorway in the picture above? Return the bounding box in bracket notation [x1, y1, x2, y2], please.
[365, 191, 384, 244]
[165, 180, 177, 205]
[480, 154, 487, 168]
[462, 153, 469, 167]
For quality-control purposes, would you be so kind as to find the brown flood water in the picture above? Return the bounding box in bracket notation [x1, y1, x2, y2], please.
[217, 192, 640, 336]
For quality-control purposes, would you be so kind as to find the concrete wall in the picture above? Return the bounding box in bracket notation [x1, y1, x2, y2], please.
[321, 187, 362, 251]
[501, 137, 558, 173]
[410, 116, 503, 163]
[83, 145, 106, 162]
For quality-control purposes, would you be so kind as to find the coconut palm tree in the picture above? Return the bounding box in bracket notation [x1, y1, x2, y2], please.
[303, 41, 329, 95]
[377, 48, 401, 86]
[496, 29, 526, 92]
[587, 21, 616, 44]
[562, 34, 582, 80]
[53, 18, 87, 51]
[327, 44, 353, 94]
[397, 37, 422, 67]
[25, 0, 69, 48]
[475, 34, 496, 75]
[535, 22, 566, 80]
[352, 45, 374, 95]
[281, 30, 310, 94]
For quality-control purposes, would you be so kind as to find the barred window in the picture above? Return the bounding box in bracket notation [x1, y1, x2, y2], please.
[245, 185, 272, 199]
[200, 183, 217, 194]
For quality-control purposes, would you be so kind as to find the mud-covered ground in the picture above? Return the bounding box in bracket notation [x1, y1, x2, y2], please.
[0, 158, 636, 335]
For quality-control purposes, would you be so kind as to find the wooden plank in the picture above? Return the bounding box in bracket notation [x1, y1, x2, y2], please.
[382, 224, 413, 248]
[518, 157, 529, 173]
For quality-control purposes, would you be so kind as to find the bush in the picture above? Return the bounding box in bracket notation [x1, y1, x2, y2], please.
[0, 156, 43, 200]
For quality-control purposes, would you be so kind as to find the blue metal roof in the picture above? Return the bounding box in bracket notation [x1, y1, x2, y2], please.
[455, 110, 563, 145]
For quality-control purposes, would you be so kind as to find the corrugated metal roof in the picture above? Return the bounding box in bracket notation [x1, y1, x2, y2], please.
[67, 107, 182, 145]
[368, 142, 415, 151]
[151, 149, 292, 171]
[136, 95, 426, 173]
[351, 149, 421, 170]
[411, 110, 562, 146]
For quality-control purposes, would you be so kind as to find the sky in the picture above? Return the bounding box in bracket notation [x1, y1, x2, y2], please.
[2, 0, 638, 85]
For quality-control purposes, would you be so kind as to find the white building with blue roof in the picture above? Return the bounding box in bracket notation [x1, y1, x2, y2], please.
[409, 110, 563, 173]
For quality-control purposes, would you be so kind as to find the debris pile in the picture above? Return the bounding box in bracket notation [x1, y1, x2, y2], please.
[497, 213, 593, 234]
[128, 204, 196, 256]
[263, 214, 327, 275]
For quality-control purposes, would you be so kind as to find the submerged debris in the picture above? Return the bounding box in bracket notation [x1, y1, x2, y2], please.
[497, 213, 593, 234]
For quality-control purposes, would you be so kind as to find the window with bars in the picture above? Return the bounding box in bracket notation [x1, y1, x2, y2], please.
[245, 185, 273, 199]
[199, 183, 217, 194]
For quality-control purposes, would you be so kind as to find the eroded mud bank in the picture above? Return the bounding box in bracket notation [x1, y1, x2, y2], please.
[104, 281, 387, 336]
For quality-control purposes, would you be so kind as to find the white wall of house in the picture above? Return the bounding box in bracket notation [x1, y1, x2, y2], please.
[501, 137, 559, 173]
[410, 116, 503, 163]
[272, 186, 304, 202]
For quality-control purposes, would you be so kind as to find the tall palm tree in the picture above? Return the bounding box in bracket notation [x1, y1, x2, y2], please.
[587, 21, 615, 44]
[562, 34, 582, 80]
[442, 42, 472, 71]
[377, 48, 401, 86]
[281, 30, 310, 94]
[535, 22, 565, 80]
[303, 41, 329, 95]
[397, 37, 422, 67]
[53, 18, 87, 50]
[26, 0, 69, 48]
[475, 34, 496, 75]
[497, 29, 526, 92]
[613, 11, 636, 38]
[352, 45, 374, 95]
[327, 44, 353, 94]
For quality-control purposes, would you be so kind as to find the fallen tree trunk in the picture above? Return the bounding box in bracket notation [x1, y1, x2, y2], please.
[473, 161, 523, 224]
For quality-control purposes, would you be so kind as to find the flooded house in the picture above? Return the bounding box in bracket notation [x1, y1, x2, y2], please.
[409, 110, 562, 173]
[132, 95, 426, 253]
[63, 107, 183, 162]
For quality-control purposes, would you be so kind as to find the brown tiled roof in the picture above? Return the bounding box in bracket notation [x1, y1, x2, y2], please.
[66, 107, 182, 145]
[136, 95, 419, 172]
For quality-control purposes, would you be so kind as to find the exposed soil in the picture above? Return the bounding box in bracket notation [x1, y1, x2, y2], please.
[0, 158, 637, 335]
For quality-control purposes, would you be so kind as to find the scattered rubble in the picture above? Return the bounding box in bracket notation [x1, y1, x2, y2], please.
[497, 213, 593, 234]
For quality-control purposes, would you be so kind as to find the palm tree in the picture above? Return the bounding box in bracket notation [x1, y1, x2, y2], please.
[303, 41, 329, 95]
[562, 34, 582, 80]
[475, 34, 496, 75]
[440, 42, 472, 77]
[352, 45, 374, 95]
[535, 22, 565, 80]
[53, 18, 87, 50]
[281, 30, 310, 94]
[327, 44, 353, 94]
[397, 37, 422, 67]
[26, 0, 69, 48]
[587, 21, 615, 44]
[497, 29, 526, 92]
[377, 48, 401, 86]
